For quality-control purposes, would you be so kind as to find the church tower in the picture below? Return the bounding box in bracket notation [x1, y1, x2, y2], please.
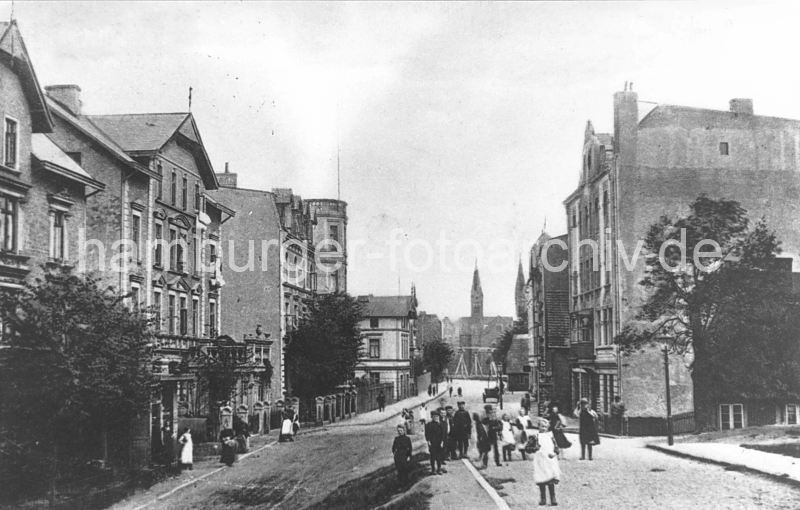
[471, 264, 483, 320]
[515, 258, 526, 321]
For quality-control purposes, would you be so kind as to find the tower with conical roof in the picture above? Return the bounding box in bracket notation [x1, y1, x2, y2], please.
[515, 258, 526, 321]
[471, 263, 483, 320]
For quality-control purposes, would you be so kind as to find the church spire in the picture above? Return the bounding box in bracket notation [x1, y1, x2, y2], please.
[515, 258, 526, 321]
[471, 263, 483, 320]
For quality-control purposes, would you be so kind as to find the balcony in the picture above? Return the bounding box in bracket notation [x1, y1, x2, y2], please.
[570, 341, 596, 362]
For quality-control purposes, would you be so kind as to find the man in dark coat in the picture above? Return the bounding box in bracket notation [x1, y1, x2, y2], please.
[425, 411, 446, 474]
[392, 424, 413, 482]
[578, 397, 600, 460]
[520, 393, 531, 415]
[483, 405, 503, 467]
[377, 390, 386, 412]
[444, 405, 458, 460]
[453, 401, 472, 458]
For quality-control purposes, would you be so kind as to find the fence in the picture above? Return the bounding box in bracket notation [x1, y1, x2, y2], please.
[626, 411, 695, 436]
[356, 383, 395, 414]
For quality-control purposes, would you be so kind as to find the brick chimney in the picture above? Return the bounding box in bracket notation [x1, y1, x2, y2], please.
[613, 84, 638, 168]
[216, 162, 238, 188]
[45, 85, 82, 115]
[729, 98, 753, 115]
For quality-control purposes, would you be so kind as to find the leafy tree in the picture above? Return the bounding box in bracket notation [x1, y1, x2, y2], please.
[411, 354, 425, 378]
[492, 323, 527, 367]
[0, 268, 153, 501]
[615, 195, 800, 428]
[284, 292, 363, 398]
[422, 340, 453, 383]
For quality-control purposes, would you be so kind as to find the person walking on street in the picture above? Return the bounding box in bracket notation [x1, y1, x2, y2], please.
[425, 411, 446, 475]
[392, 424, 413, 483]
[377, 390, 386, 412]
[178, 427, 193, 471]
[453, 401, 472, 458]
[457, 386, 463, 397]
[547, 402, 571, 458]
[610, 396, 626, 435]
[219, 427, 237, 467]
[520, 393, 531, 415]
[473, 412, 491, 469]
[532, 417, 561, 506]
[449, 385, 453, 398]
[483, 405, 503, 467]
[576, 398, 600, 460]
[500, 413, 515, 462]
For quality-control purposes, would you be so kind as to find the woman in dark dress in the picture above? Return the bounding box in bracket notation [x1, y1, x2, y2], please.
[577, 398, 600, 460]
[547, 402, 572, 454]
[473, 412, 491, 469]
[219, 427, 237, 466]
[391, 424, 413, 483]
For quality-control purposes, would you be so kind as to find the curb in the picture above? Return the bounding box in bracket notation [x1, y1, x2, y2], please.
[563, 427, 618, 439]
[645, 444, 800, 489]
[461, 458, 512, 510]
[324, 390, 450, 428]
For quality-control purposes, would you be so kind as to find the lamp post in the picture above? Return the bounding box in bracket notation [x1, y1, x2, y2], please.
[662, 342, 674, 446]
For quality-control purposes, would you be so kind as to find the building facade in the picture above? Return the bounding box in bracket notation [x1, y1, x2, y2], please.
[565, 87, 800, 432]
[356, 293, 417, 399]
[307, 198, 347, 294]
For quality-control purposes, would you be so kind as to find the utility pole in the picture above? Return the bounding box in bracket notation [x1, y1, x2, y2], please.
[663, 344, 674, 446]
[498, 362, 504, 410]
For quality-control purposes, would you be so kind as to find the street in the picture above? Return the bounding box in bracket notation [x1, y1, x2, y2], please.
[109, 379, 800, 509]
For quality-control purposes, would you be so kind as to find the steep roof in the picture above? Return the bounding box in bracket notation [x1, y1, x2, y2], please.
[358, 295, 416, 318]
[31, 133, 103, 190]
[0, 21, 53, 132]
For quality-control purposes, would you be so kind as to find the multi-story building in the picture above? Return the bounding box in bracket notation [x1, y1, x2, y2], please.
[565, 86, 800, 432]
[307, 198, 347, 294]
[0, 23, 103, 292]
[527, 232, 570, 415]
[356, 293, 417, 399]
[416, 311, 442, 348]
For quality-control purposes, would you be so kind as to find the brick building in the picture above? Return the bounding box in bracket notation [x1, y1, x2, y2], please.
[565, 86, 800, 432]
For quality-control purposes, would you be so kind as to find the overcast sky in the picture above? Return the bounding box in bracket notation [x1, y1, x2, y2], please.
[8, 1, 800, 319]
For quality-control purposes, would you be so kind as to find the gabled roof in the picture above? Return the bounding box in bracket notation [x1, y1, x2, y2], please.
[0, 21, 53, 132]
[31, 133, 104, 191]
[358, 295, 416, 318]
[88, 112, 219, 189]
[638, 104, 800, 130]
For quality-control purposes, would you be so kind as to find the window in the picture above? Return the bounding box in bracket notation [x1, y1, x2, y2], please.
[171, 170, 177, 205]
[719, 142, 729, 156]
[168, 294, 176, 334]
[66, 152, 82, 165]
[130, 284, 141, 310]
[192, 297, 199, 336]
[0, 196, 17, 252]
[153, 290, 162, 331]
[50, 211, 67, 260]
[179, 295, 188, 335]
[369, 317, 379, 328]
[369, 338, 380, 358]
[208, 300, 217, 337]
[787, 404, 799, 425]
[131, 213, 141, 261]
[194, 183, 201, 210]
[4, 118, 17, 169]
[156, 163, 163, 200]
[154, 222, 163, 266]
[181, 176, 188, 210]
[209, 243, 217, 276]
[720, 404, 744, 430]
[329, 224, 339, 242]
[369, 372, 380, 385]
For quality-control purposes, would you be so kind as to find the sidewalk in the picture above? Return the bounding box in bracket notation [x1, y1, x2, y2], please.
[325, 388, 449, 427]
[647, 441, 800, 486]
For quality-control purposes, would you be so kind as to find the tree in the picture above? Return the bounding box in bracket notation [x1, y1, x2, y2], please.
[615, 195, 800, 428]
[0, 268, 154, 501]
[422, 340, 453, 383]
[492, 323, 526, 367]
[284, 292, 363, 398]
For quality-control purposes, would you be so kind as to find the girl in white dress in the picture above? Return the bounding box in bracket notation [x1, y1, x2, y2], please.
[500, 413, 516, 462]
[532, 417, 560, 506]
[178, 427, 193, 470]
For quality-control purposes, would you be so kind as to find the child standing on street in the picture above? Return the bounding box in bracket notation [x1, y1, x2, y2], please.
[500, 413, 516, 462]
[532, 417, 561, 506]
[392, 424, 413, 483]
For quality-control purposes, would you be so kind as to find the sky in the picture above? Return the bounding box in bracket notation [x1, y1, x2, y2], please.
[7, 1, 800, 319]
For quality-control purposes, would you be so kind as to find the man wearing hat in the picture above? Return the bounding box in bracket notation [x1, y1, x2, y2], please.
[482, 404, 503, 467]
[425, 410, 446, 474]
[444, 405, 459, 460]
[453, 401, 472, 459]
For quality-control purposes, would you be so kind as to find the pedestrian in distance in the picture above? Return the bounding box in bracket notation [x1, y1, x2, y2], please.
[392, 424, 413, 483]
[500, 413, 516, 462]
[473, 412, 491, 469]
[219, 427, 237, 467]
[547, 402, 571, 457]
[178, 427, 193, 471]
[610, 395, 626, 435]
[520, 392, 531, 415]
[457, 386, 463, 397]
[532, 417, 561, 506]
[453, 400, 472, 458]
[425, 411, 446, 475]
[576, 398, 600, 460]
[377, 390, 386, 412]
[449, 385, 453, 398]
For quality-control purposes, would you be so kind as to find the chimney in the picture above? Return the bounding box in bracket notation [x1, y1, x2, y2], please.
[613, 86, 638, 168]
[215, 162, 238, 188]
[45, 85, 82, 115]
[729, 98, 753, 115]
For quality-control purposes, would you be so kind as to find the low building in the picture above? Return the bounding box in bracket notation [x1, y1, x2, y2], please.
[356, 293, 417, 399]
